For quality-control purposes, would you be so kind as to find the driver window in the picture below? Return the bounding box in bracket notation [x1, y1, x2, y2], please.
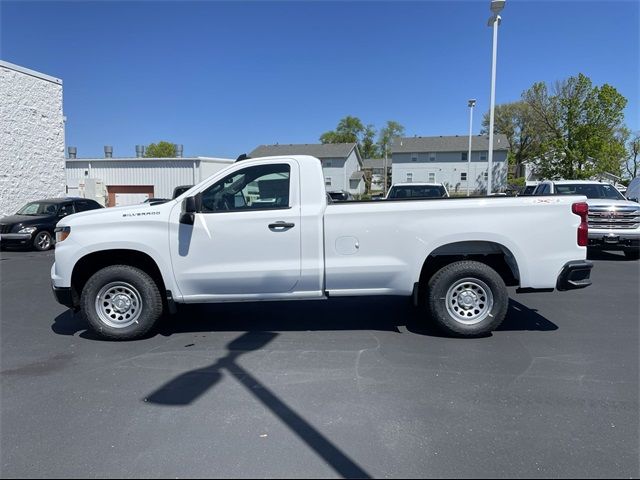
[200, 163, 291, 213]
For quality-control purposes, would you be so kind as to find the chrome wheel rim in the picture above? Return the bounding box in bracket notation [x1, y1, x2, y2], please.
[445, 277, 494, 325]
[95, 281, 142, 328]
[36, 232, 51, 250]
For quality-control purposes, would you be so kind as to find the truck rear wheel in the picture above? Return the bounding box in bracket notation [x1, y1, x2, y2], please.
[426, 260, 508, 337]
[80, 265, 163, 340]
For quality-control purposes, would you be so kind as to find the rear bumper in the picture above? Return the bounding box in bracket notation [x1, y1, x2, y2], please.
[556, 260, 593, 291]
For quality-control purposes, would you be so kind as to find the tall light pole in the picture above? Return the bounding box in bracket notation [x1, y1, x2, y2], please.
[467, 99, 476, 196]
[383, 141, 388, 194]
[486, 0, 505, 195]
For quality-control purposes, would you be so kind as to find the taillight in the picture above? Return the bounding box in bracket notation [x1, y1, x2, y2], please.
[572, 202, 588, 246]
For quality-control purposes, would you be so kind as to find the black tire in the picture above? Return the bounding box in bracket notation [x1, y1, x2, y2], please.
[426, 260, 509, 337]
[80, 265, 163, 340]
[624, 247, 640, 260]
[33, 231, 53, 251]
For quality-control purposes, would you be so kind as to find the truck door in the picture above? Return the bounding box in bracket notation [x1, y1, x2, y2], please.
[169, 160, 302, 298]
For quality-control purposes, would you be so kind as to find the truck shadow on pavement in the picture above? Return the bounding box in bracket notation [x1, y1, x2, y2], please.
[144, 331, 372, 479]
[51, 297, 557, 340]
[49, 299, 556, 479]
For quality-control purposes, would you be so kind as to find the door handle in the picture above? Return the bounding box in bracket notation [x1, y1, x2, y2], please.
[268, 221, 295, 230]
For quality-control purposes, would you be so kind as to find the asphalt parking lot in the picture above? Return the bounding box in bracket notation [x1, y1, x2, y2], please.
[1, 249, 638, 478]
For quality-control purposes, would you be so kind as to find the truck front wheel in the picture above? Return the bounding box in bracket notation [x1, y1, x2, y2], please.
[426, 260, 508, 337]
[80, 265, 163, 340]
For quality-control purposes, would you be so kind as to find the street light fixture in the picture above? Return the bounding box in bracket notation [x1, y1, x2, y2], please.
[467, 99, 476, 197]
[486, 0, 505, 195]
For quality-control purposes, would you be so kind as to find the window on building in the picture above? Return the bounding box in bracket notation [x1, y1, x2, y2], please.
[429, 153, 436, 162]
[460, 172, 467, 181]
[406, 173, 413, 182]
[480, 151, 487, 161]
[461, 152, 468, 161]
[428, 172, 436, 182]
[411, 155, 417, 162]
[325, 161, 332, 168]
[325, 177, 332, 187]
[484, 171, 488, 180]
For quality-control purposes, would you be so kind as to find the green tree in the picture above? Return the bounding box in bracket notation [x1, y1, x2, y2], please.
[145, 141, 177, 158]
[320, 116, 379, 157]
[624, 132, 640, 178]
[481, 101, 539, 177]
[377, 120, 405, 158]
[320, 116, 365, 144]
[361, 124, 378, 158]
[522, 73, 628, 179]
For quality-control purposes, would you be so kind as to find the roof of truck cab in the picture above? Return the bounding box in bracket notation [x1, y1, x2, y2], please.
[26, 197, 87, 203]
[541, 180, 608, 185]
[390, 182, 445, 187]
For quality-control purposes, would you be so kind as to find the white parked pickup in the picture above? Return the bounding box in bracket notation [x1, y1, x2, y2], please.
[52, 155, 593, 340]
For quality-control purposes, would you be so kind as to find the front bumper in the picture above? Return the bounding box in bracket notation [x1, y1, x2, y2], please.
[52, 285, 75, 309]
[0, 233, 32, 247]
[556, 260, 593, 291]
[588, 234, 640, 249]
[588, 227, 640, 249]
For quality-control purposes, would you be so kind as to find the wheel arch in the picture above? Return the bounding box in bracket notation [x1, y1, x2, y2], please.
[70, 249, 167, 308]
[416, 240, 521, 298]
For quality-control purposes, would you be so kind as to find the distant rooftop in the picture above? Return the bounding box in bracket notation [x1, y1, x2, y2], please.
[250, 143, 357, 159]
[391, 134, 510, 153]
[66, 156, 233, 163]
[363, 158, 392, 168]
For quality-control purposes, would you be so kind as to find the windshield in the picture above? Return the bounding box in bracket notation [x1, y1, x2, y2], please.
[554, 184, 626, 200]
[16, 202, 59, 216]
[388, 185, 447, 199]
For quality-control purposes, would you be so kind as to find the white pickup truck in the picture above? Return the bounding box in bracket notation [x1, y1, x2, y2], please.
[52, 155, 593, 340]
[533, 180, 640, 259]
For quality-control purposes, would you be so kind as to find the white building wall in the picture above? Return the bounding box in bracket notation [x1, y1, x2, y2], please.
[66, 160, 199, 199]
[0, 61, 65, 216]
[199, 158, 234, 182]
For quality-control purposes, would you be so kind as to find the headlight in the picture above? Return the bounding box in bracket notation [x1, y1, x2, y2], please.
[18, 226, 37, 234]
[54, 226, 71, 243]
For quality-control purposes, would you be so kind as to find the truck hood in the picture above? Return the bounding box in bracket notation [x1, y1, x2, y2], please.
[0, 214, 53, 226]
[585, 199, 640, 209]
[57, 201, 176, 228]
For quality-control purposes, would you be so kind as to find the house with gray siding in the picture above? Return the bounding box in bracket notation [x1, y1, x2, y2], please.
[391, 134, 510, 194]
[250, 143, 365, 195]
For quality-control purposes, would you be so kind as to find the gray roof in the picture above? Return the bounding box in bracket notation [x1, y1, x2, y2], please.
[0, 59, 62, 85]
[390, 134, 510, 153]
[363, 158, 392, 168]
[249, 143, 357, 159]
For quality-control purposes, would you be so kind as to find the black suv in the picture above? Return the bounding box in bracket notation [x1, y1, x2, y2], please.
[0, 198, 102, 251]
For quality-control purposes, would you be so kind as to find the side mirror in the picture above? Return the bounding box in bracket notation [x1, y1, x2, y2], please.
[180, 194, 200, 225]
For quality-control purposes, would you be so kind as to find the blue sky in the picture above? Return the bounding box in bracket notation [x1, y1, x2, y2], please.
[1, 0, 638, 158]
